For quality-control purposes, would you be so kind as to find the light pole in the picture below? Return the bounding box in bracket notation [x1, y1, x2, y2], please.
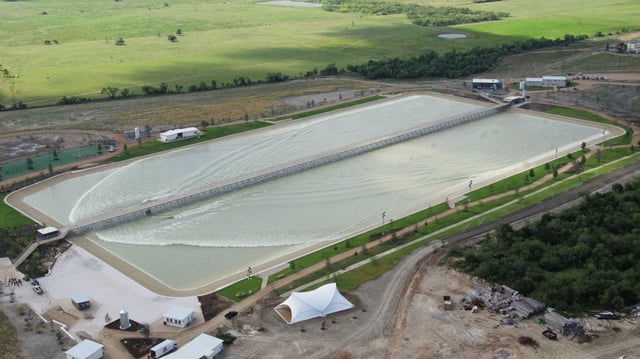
[247, 266, 252, 294]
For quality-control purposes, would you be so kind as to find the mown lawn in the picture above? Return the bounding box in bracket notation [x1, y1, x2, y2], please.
[0, 194, 33, 229]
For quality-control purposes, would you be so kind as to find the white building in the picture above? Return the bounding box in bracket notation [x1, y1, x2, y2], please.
[159, 127, 201, 142]
[471, 78, 503, 90]
[542, 76, 567, 87]
[525, 76, 566, 88]
[627, 40, 640, 54]
[36, 226, 59, 239]
[163, 333, 224, 359]
[163, 306, 196, 328]
[65, 339, 104, 359]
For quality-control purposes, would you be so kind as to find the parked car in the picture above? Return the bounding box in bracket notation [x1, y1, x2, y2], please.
[32, 285, 43, 295]
[224, 310, 238, 320]
[108, 145, 117, 152]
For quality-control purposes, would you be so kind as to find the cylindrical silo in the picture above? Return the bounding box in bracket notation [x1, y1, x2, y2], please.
[119, 309, 131, 330]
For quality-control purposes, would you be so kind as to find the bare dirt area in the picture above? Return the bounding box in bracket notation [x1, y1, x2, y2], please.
[0, 298, 72, 359]
[0, 131, 109, 162]
[0, 79, 392, 134]
[392, 265, 640, 359]
[219, 260, 640, 359]
[0, 130, 129, 191]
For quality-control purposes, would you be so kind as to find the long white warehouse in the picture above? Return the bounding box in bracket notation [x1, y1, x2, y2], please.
[160, 127, 201, 142]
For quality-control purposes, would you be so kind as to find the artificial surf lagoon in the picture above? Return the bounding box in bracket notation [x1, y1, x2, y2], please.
[21, 94, 608, 290]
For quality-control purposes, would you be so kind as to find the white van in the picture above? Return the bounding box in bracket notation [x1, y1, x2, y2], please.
[150, 339, 177, 359]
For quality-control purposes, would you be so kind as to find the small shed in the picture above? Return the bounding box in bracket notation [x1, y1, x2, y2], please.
[163, 333, 223, 359]
[65, 339, 104, 359]
[472, 78, 503, 90]
[37, 226, 59, 240]
[163, 306, 195, 328]
[71, 292, 91, 310]
[443, 295, 453, 311]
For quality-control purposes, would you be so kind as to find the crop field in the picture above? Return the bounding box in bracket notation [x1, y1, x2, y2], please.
[1, 0, 639, 106]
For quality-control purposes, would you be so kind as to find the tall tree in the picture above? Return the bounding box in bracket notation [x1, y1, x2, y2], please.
[139, 323, 150, 341]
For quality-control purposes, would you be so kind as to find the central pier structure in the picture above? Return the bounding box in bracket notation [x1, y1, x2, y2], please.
[69, 103, 508, 235]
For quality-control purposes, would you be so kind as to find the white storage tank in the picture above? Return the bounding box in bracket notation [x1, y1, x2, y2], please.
[119, 309, 131, 330]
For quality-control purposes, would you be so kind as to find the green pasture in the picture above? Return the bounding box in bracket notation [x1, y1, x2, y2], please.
[458, 0, 640, 38]
[0, 194, 33, 229]
[2, 0, 639, 106]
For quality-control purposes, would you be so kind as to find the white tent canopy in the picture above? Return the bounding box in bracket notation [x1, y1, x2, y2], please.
[274, 283, 354, 324]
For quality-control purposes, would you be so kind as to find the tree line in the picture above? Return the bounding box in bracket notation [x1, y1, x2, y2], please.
[346, 34, 588, 79]
[321, 0, 509, 27]
[447, 179, 640, 313]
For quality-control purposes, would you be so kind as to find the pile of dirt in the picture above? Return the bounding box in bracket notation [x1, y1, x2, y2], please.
[197, 292, 234, 321]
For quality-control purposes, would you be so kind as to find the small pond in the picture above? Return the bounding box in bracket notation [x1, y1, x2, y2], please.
[437, 33, 467, 39]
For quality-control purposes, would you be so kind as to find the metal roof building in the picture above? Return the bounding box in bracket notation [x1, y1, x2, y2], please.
[70, 292, 91, 310]
[163, 306, 196, 328]
[65, 339, 103, 359]
[163, 333, 224, 359]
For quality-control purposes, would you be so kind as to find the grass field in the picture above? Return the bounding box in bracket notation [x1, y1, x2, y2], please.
[0, 194, 33, 228]
[1, 0, 639, 106]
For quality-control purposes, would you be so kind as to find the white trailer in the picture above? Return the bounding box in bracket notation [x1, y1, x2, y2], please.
[150, 339, 177, 359]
